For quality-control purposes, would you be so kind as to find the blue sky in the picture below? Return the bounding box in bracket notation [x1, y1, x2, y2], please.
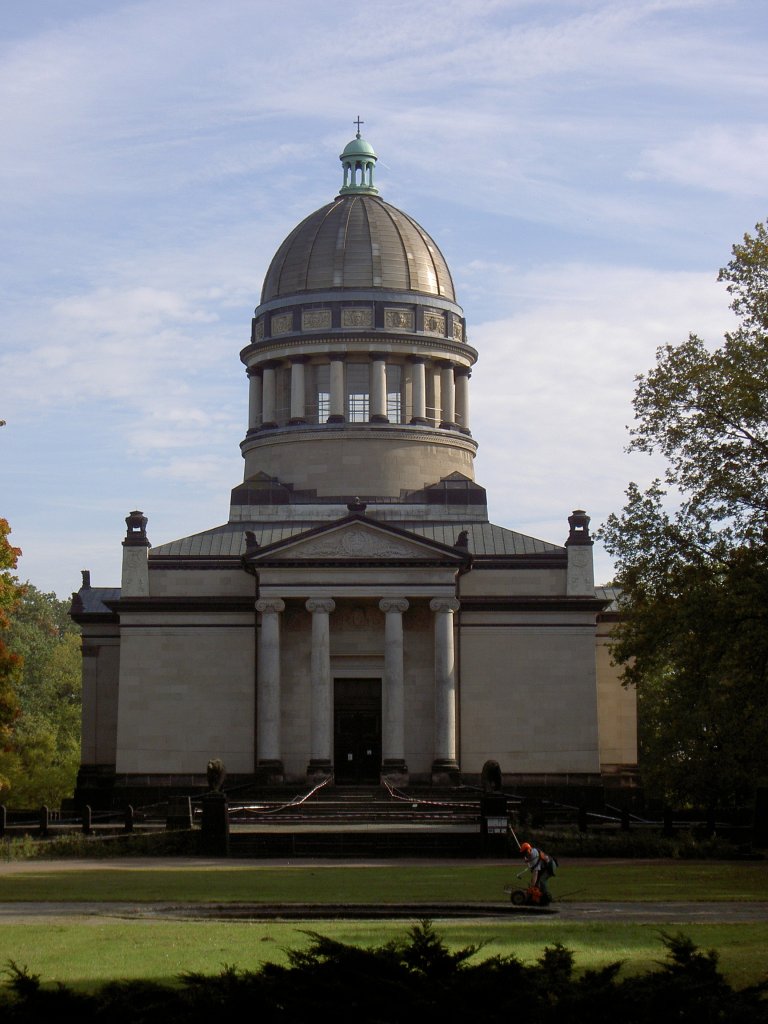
[1, 0, 765, 599]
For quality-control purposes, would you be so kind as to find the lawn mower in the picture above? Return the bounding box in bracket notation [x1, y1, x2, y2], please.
[504, 883, 553, 907]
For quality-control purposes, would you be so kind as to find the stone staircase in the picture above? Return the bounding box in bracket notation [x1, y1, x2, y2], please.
[222, 783, 506, 858]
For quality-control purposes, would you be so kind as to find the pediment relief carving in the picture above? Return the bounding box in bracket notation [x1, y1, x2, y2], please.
[257, 522, 455, 562]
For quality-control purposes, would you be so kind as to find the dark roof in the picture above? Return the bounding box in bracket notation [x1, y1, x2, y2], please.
[150, 520, 563, 559]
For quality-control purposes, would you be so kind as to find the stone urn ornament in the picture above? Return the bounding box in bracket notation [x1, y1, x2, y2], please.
[206, 758, 226, 792]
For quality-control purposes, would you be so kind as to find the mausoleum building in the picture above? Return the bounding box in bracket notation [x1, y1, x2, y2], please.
[71, 129, 636, 806]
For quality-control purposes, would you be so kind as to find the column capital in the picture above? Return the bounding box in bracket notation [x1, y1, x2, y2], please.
[306, 598, 336, 614]
[379, 598, 409, 614]
[256, 598, 285, 614]
[454, 366, 472, 378]
[246, 365, 263, 378]
[429, 597, 460, 614]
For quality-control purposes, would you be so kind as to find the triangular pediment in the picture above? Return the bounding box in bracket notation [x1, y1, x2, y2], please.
[246, 516, 469, 565]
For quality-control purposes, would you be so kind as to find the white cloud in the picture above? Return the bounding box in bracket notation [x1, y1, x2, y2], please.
[466, 261, 737, 579]
[634, 125, 768, 196]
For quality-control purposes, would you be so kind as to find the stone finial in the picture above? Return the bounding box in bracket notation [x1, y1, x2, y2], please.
[481, 759, 502, 792]
[565, 509, 592, 546]
[347, 497, 367, 512]
[123, 510, 150, 547]
[244, 530, 260, 554]
[566, 509, 595, 595]
[454, 529, 469, 549]
[206, 758, 226, 792]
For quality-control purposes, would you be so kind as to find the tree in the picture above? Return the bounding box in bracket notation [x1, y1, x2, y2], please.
[598, 220, 768, 807]
[0, 583, 81, 808]
[0, 519, 23, 757]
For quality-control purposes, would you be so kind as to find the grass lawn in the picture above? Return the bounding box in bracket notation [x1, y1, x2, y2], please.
[0, 919, 767, 991]
[0, 860, 766, 993]
[0, 860, 766, 903]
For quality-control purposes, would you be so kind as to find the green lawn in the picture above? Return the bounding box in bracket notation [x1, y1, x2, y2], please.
[0, 860, 767, 992]
[0, 860, 766, 903]
[0, 919, 767, 991]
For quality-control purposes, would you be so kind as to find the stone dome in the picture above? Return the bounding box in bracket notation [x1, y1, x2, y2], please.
[260, 194, 456, 303]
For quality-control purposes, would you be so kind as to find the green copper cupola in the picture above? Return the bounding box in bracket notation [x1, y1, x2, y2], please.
[339, 118, 378, 195]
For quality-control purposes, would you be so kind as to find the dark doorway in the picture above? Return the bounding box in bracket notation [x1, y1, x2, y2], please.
[334, 678, 382, 783]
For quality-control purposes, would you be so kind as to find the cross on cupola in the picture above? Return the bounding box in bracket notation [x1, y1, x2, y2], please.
[338, 118, 379, 195]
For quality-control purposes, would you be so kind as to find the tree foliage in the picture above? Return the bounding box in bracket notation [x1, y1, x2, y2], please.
[0, 519, 23, 758]
[599, 221, 768, 807]
[0, 582, 81, 808]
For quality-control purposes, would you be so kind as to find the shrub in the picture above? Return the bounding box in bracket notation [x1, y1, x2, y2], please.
[1, 922, 767, 1022]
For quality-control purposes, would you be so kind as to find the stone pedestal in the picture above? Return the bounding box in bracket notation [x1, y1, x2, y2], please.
[200, 791, 229, 857]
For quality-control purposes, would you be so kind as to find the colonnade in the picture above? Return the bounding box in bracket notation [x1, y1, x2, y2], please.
[247, 356, 471, 432]
[254, 596, 461, 776]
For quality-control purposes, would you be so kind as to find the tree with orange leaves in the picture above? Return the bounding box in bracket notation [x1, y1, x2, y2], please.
[0, 518, 23, 746]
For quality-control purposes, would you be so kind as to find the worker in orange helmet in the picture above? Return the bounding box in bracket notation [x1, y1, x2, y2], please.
[518, 841, 556, 901]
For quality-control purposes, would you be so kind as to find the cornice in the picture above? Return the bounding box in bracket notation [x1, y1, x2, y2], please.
[240, 422, 479, 453]
[240, 333, 478, 367]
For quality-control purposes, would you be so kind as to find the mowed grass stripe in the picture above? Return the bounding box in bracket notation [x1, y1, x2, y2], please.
[0, 861, 766, 902]
[0, 920, 767, 991]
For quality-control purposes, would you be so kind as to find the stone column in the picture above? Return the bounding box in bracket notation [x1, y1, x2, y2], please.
[409, 358, 428, 424]
[370, 354, 388, 422]
[289, 358, 307, 424]
[247, 368, 262, 432]
[255, 598, 285, 769]
[306, 598, 335, 775]
[439, 363, 456, 429]
[328, 354, 345, 423]
[430, 597, 460, 774]
[379, 598, 409, 775]
[454, 368, 471, 434]
[261, 364, 278, 428]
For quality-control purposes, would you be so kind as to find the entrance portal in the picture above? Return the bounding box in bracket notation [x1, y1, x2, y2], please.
[334, 678, 381, 783]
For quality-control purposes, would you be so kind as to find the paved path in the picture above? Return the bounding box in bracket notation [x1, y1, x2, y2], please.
[0, 900, 766, 923]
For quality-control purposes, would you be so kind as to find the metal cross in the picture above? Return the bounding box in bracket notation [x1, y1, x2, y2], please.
[354, 116, 364, 137]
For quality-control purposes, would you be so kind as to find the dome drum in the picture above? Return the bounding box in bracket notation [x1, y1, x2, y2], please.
[242, 350, 474, 437]
[249, 297, 468, 347]
[239, 424, 478, 499]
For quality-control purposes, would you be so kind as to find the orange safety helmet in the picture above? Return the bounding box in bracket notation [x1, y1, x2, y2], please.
[520, 842, 532, 854]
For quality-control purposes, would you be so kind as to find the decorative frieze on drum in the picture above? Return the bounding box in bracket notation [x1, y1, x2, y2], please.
[302, 309, 332, 331]
[271, 312, 293, 336]
[341, 307, 374, 328]
[384, 308, 415, 331]
[423, 312, 446, 336]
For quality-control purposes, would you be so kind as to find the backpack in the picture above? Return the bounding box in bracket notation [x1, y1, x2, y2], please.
[543, 851, 558, 876]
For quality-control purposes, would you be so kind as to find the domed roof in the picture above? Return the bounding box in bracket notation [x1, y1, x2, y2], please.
[341, 136, 377, 159]
[260, 194, 456, 303]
